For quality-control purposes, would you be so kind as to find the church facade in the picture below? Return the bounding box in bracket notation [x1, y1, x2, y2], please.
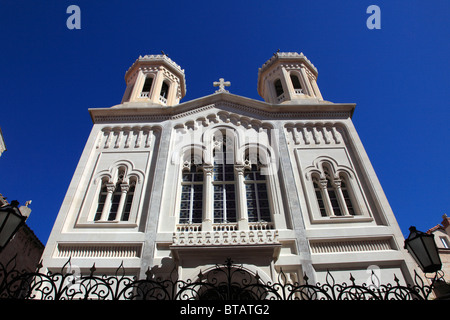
[41, 52, 417, 286]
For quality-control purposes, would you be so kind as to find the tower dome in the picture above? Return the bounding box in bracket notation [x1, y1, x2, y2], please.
[257, 52, 324, 104]
[121, 54, 186, 106]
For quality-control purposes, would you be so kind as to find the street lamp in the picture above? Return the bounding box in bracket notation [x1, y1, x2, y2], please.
[0, 200, 26, 252]
[404, 226, 442, 274]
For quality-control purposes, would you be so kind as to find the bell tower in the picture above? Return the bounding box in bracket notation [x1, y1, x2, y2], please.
[257, 52, 324, 104]
[121, 54, 186, 106]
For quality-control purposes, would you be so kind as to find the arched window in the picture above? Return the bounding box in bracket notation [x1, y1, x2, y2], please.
[290, 74, 303, 94]
[313, 180, 327, 217]
[324, 168, 342, 216]
[93, 167, 136, 222]
[311, 163, 359, 218]
[340, 177, 355, 216]
[180, 159, 204, 224]
[94, 182, 108, 221]
[160, 81, 170, 103]
[213, 132, 236, 224]
[244, 157, 271, 222]
[141, 76, 153, 98]
[107, 168, 125, 221]
[121, 179, 136, 221]
[274, 79, 284, 97]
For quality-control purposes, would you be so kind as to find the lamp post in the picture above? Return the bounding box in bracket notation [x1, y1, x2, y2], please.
[404, 226, 446, 299]
[0, 200, 26, 252]
[404, 226, 442, 274]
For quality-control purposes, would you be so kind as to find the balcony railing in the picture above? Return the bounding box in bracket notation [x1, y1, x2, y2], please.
[172, 222, 278, 247]
[159, 95, 167, 104]
[276, 93, 285, 103]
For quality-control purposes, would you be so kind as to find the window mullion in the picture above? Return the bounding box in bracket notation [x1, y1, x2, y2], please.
[222, 183, 227, 222]
[189, 179, 195, 223]
[254, 181, 261, 221]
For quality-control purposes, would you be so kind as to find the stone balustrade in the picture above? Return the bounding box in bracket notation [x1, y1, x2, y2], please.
[172, 228, 279, 246]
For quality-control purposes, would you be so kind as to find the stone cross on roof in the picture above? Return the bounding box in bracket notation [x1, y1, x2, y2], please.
[213, 78, 231, 93]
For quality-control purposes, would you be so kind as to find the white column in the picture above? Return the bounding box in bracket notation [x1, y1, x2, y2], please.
[100, 183, 115, 221]
[202, 166, 213, 231]
[235, 165, 248, 230]
[334, 179, 350, 216]
[115, 184, 130, 221]
[319, 179, 335, 217]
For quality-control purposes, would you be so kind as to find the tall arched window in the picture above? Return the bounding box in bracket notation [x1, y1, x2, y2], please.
[141, 76, 153, 97]
[160, 81, 170, 103]
[313, 180, 327, 217]
[290, 74, 303, 94]
[340, 176, 355, 216]
[244, 157, 271, 222]
[94, 181, 108, 221]
[213, 132, 236, 224]
[93, 167, 135, 222]
[180, 159, 204, 224]
[121, 179, 136, 221]
[323, 168, 342, 216]
[311, 163, 358, 218]
[274, 79, 284, 98]
[108, 168, 126, 221]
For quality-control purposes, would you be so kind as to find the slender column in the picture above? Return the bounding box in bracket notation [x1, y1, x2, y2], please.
[319, 179, 335, 217]
[235, 165, 248, 230]
[333, 179, 350, 216]
[202, 166, 214, 231]
[115, 184, 130, 221]
[100, 183, 115, 221]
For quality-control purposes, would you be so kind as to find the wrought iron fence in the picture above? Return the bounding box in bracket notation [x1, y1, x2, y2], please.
[0, 257, 437, 300]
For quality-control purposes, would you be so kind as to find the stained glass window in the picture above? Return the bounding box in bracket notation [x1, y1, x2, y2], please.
[244, 162, 271, 222]
[94, 184, 108, 221]
[180, 162, 203, 224]
[121, 182, 135, 221]
[341, 179, 355, 215]
[313, 181, 327, 217]
[212, 133, 236, 223]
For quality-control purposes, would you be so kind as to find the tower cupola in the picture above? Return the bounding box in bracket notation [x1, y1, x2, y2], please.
[121, 54, 186, 106]
[257, 52, 324, 104]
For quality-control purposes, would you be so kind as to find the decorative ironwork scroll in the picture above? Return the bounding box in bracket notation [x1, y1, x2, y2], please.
[0, 257, 438, 300]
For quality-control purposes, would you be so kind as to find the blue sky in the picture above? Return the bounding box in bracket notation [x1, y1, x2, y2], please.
[0, 0, 449, 245]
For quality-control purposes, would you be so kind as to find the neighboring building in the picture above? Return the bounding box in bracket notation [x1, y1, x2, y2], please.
[427, 214, 450, 286]
[40, 52, 418, 287]
[0, 195, 44, 273]
[0, 127, 6, 157]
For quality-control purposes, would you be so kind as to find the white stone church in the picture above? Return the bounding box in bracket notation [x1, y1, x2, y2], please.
[41, 52, 418, 286]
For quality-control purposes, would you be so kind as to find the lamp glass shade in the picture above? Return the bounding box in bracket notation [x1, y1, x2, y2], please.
[404, 227, 442, 273]
[0, 206, 25, 249]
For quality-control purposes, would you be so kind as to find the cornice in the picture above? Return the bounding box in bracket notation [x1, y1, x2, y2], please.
[89, 92, 355, 124]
